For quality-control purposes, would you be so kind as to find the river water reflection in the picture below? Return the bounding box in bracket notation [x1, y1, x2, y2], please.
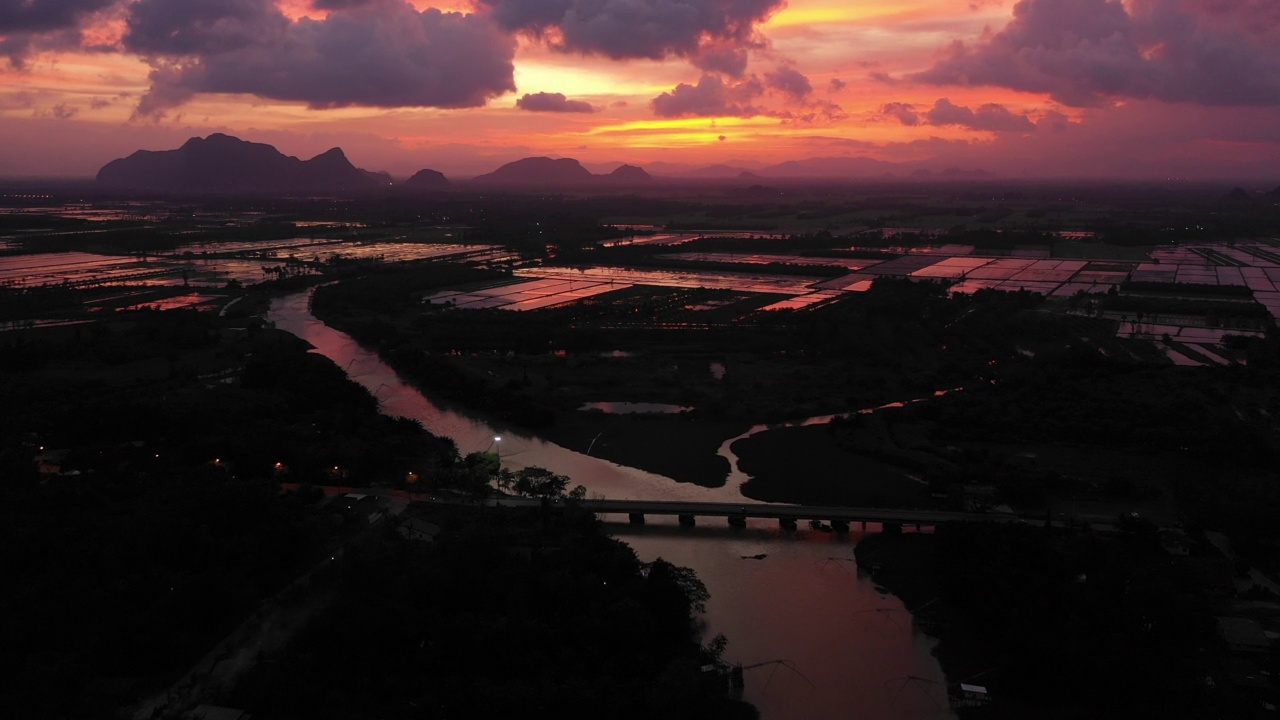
[267, 291, 955, 720]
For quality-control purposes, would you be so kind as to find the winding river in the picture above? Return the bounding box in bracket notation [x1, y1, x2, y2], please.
[267, 290, 956, 720]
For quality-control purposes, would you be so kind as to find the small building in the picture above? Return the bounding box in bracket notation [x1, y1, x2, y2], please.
[399, 518, 441, 543]
[951, 683, 990, 708]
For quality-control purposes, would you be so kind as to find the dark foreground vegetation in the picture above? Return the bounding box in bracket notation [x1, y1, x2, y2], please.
[3, 183, 1280, 718]
[311, 269, 1132, 486]
[1, 469, 331, 718]
[229, 504, 756, 720]
[0, 309, 742, 719]
[856, 524, 1278, 719]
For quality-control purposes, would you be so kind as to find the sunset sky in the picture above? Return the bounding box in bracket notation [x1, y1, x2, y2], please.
[2, 0, 1279, 180]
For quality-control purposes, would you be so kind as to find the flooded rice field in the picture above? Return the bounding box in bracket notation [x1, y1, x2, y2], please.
[662, 251, 881, 271]
[0, 241, 498, 289]
[7, 232, 1280, 366]
[515, 265, 828, 296]
[425, 277, 631, 310]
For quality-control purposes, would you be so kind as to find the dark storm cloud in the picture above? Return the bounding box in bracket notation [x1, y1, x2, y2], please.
[124, 0, 287, 56]
[0, 0, 115, 33]
[651, 74, 762, 117]
[311, 0, 384, 8]
[691, 41, 750, 77]
[476, 0, 784, 61]
[516, 92, 596, 113]
[925, 98, 1036, 132]
[132, 1, 516, 115]
[0, 0, 115, 65]
[911, 0, 1280, 107]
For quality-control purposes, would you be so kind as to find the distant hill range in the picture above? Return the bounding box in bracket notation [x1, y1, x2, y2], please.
[644, 156, 992, 181]
[471, 157, 652, 187]
[97, 133, 1012, 196]
[97, 134, 386, 195]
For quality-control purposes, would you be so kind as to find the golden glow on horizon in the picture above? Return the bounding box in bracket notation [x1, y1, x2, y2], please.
[580, 116, 784, 149]
[766, 1, 935, 28]
[6, 0, 1266, 181]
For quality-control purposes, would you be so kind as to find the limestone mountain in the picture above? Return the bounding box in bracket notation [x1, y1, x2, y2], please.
[603, 164, 653, 184]
[97, 134, 381, 195]
[470, 157, 596, 186]
[402, 168, 452, 190]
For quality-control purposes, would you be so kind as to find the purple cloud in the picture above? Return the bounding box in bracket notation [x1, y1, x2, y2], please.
[881, 102, 920, 126]
[0, 0, 115, 65]
[925, 98, 1036, 132]
[764, 66, 812, 99]
[0, 0, 114, 33]
[651, 74, 762, 118]
[311, 0, 384, 8]
[130, 1, 516, 115]
[124, 0, 287, 56]
[883, 98, 1040, 132]
[911, 0, 1280, 107]
[692, 40, 751, 77]
[516, 92, 596, 113]
[476, 0, 783, 62]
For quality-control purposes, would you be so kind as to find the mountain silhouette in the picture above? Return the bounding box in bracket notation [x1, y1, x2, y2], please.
[603, 164, 653, 184]
[1222, 187, 1253, 203]
[402, 168, 452, 190]
[470, 157, 596, 186]
[97, 134, 380, 195]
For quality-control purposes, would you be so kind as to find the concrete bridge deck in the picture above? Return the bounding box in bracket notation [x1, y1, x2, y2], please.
[576, 498, 1019, 528]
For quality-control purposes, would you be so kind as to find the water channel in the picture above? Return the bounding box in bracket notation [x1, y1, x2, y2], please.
[267, 291, 956, 720]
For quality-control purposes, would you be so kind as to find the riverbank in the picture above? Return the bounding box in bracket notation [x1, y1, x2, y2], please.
[540, 410, 750, 488]
[855, 524, 1230, 719]
[851, 532, 994, 692]
[266, 290, 963, 718]
[735, 425, 934, 506]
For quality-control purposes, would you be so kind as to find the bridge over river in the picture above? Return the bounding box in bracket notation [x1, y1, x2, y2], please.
[492, 497, 1025, 531]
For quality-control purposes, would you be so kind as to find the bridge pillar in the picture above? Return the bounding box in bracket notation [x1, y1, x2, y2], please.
[628, 512, 645, 525]
[678, 514, 696, 527]
[728, 514, 747, 529]
[830, 519, 850, 533]
[779, 517, 797, 531]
